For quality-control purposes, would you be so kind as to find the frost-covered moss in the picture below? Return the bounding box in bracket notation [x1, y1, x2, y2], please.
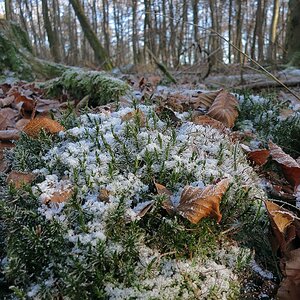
[0, 104, 273, 299]
[46, 68, 130, 106]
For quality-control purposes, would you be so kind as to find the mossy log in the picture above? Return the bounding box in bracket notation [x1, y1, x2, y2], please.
[44, 68, 130, 106]
[0, 19, 67, 81]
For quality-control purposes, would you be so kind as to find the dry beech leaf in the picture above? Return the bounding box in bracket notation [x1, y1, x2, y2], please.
[15, 119, 30, 131]
[121, 109, 146, 126]
[207, 90, 239, 128]
[154, 182, 174, 214]
[247, 149, 270, 166]
[0, 129, 20, 141]
[162, 90, 221, 113]
[44, 189, 73, 204]
[269, 142, 300, 188]
[15, 94, 36, 112]
[98, 188, 110, 203]
[154, 182, 172, 197]
[135, 201, 154, 218]
[189, 90, 221, 110]
[0, 108, 19, 130]
[176, 178, 230, 224]
[265, 200, 296, 253]
[277, 248, 300, 300]
[23, 117, 65, 138]
[0, 95, 14, 108]
[191, 114, 229, 133]
[6, 170, 36, 188]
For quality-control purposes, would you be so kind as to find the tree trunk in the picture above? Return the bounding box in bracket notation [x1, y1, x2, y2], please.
[267, 0, 280, 62]
[41, 0, 61, 62]
[4, 0, 13, 21]
[0, 19, 66, 81]
[69, 0, 113, 70]
[286, 0, 300, 66]
[132, 0, 139, 64]
[235, 0, 243, 63]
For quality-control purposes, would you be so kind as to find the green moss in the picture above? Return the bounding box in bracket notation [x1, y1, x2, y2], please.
[46, 69, 130, 106]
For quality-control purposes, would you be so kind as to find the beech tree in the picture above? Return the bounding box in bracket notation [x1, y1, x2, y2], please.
[286, 0, 300, 65]
[69, 0, 113, 70]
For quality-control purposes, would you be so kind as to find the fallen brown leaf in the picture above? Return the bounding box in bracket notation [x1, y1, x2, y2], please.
[192, 114, 229, 133]
[6, 170, 36, 188]
[265, 200, 297, 253]
[0, 108, 19, 130]
[121, 109, 146, 126]
[15, 119, 30, 131]
[44, 189, 73, 204]
[277, 248, 300, 300]
[0, 129, 20, 141]
[97, 188, 110, 203]
[0, 95, 14, 108]
[15, 94, 36, 112]
[207, 90, 239, 128]
[176, 178, 230, 224]
[23, 117, 65, 138]
[247, 149, 270, 166]
[269, 142, 300, 188]
[154, 182, 174, 214]
[136, 201, 154, 218]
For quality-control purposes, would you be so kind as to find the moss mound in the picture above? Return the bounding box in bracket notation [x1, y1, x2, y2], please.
[0, 20, 66, 82]
[46, 68, 130, 106]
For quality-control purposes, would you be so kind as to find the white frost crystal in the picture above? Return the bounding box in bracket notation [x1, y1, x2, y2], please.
[26, 104, 267, 299]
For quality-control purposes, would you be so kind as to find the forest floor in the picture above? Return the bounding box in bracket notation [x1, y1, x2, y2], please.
[0, 67, 300, 299]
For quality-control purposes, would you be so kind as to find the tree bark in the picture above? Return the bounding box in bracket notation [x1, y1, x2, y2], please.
[286, 0, 300, 65]
[267, 0, 280, 62]
[41, 0, 61, 62]
[69, 0, 113, 70]
[4, 0, 13, 21]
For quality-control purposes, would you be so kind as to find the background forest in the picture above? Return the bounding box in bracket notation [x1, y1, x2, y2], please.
[1, 0, 300, 71]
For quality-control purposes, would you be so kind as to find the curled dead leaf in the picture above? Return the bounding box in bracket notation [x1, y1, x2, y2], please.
[269, 142, 300, 188]
[192, 114, 229, 133]
[0, 130, 20, 141]
[265, 200, 297, 253]
[176, 178, 230, 224]
[98, 188, 110, 203]
[121, 109, 146, 127]
[6, 170, 36, 188]
[0, 95, 14, 108]
[0, 108, 19, 130]
[135, 201, 154, 218]
[15, 119, 30, 131]
[23, 117, 65, 138]
[247, 149, 270, 166]
[277, 248, 300, 300]
[154, 182, 174, 214]
[44, 188, 73, 204]
[207, 90, 239, 128]
[15, 94, 36, 112]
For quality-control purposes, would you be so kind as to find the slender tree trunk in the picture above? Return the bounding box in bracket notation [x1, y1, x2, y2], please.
[235, 0, 243, 63]
[132, 0, 139, 64]
[286, 0, 300, 64]
[228, 0, 232, 63]
[267, 0, 280, 62]
[41, 0, 61, 62]
[102, 0, 110, 55]
[5, 0, 13, 21]
[69, 0, 113, 70]
[192, 0, 199, 63]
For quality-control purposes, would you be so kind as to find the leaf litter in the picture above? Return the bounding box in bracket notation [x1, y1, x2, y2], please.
[1, 76, 300, 299]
